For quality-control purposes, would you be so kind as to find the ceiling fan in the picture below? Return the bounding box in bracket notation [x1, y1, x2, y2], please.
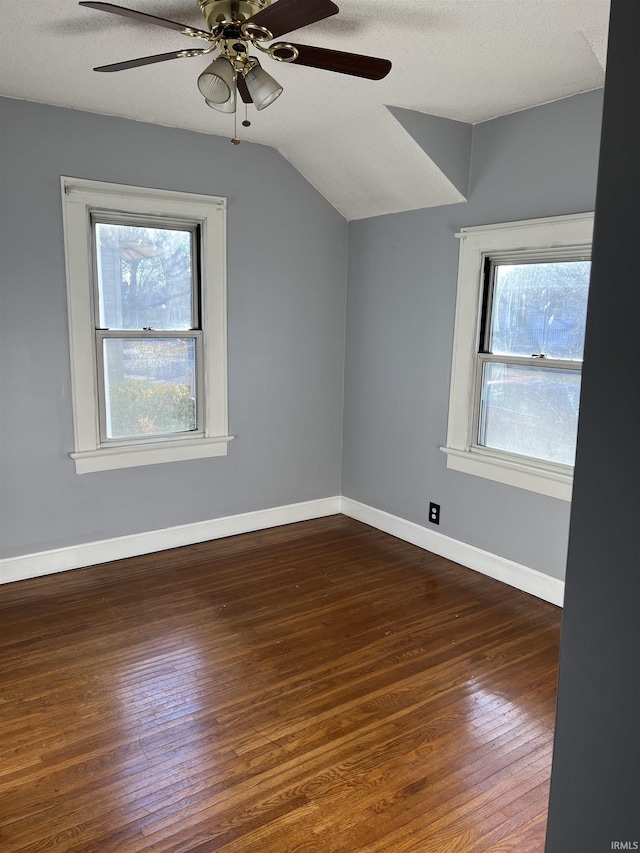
[79, 0, 392, 141]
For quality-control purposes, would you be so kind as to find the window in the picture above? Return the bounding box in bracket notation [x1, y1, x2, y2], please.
[442, 213, 594, 500]
[62, 178, 231, 473]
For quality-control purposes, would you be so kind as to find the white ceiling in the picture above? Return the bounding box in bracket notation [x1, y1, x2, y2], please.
[0, 0, 610, 220]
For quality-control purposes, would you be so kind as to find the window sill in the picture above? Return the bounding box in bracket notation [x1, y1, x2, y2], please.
[70, 435, 234, 474]
[440, 445, 573, 501]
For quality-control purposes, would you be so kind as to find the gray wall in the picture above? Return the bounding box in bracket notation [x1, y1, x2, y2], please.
[545, 1, 640, 847]
[0, 98, 347, 558]
[0, 89, 606, 580]
[343, 89, 604, 580]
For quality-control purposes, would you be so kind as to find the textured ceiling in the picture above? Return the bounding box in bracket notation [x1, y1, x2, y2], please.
[0, 0, 610, 219]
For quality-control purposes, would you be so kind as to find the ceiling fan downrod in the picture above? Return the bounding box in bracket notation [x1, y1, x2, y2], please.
[198, 0, 271, 31]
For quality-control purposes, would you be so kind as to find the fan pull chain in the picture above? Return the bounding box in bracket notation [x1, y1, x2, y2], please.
[231, 100, 240, 145]
[242, 101, 251, 128]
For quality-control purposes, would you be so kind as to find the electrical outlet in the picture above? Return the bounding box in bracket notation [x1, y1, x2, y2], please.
[429, 502, 440, 525]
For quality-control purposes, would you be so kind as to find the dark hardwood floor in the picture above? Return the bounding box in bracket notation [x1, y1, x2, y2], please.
[0, 516, 561, 852]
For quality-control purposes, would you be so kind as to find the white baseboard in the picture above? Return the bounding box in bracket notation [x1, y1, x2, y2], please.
[0, 495, 564, 606]
[0, 497, 342, 585]
[341, 497, 564, 607]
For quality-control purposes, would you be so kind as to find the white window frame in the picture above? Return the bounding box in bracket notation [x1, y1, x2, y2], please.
[441, 212, 594, 501]
[61, 177, 232, 474]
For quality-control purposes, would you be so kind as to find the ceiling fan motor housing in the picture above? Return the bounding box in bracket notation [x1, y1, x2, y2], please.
[198, 0, 270, 29]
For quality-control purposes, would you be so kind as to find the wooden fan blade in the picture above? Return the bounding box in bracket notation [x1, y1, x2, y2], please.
[275, 43, 391, 80]
[237, 75, 253, 104]
[93, 49, 208, 72]
[246, 0, 339, 39]
[79, 2, 212, 38]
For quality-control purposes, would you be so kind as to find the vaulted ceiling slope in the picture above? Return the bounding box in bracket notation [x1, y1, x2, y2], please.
[0, 0, 609, 220]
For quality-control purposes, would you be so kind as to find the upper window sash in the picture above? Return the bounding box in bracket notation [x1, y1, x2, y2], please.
[91, 214, 202, 333]
[480, 254, 590, 360]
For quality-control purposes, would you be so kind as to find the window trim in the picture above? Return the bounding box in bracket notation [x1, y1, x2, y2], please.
[61, 177, 232, 474]
[441, 212, 594, 501]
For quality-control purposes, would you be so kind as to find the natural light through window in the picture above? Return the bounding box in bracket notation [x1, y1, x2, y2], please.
[94, 220, 200, 443]
[477, 260, 590, 467]
[442, 213, 594, 501]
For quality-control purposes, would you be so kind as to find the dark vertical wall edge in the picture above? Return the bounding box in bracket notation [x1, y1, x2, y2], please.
[545, 1, 640, 850]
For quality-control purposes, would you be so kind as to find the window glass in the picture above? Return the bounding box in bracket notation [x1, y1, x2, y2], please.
[103, 338, 197, 440]
[95, 222, 195, 331]
[478, 362, 581, 466]
[488, 261, 590, 360]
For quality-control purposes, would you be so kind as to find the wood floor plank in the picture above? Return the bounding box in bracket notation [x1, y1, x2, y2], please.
[0, 516, 561, 852]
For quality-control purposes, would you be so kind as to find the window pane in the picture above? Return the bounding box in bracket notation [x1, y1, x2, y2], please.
[489, 261, 590, 360]
[478, 362, 581, 465]
[103, 339, 196, 440]
[95, 223, 195, 330]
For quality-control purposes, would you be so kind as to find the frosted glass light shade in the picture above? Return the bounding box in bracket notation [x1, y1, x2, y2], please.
[244, 64, 282, 111]
[205, 83, 237, 113]
[197, 57, 235, 104]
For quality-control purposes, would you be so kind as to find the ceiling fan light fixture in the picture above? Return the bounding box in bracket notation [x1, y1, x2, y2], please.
[197, 56, 235, 103]
[244, 63, 283, 111]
